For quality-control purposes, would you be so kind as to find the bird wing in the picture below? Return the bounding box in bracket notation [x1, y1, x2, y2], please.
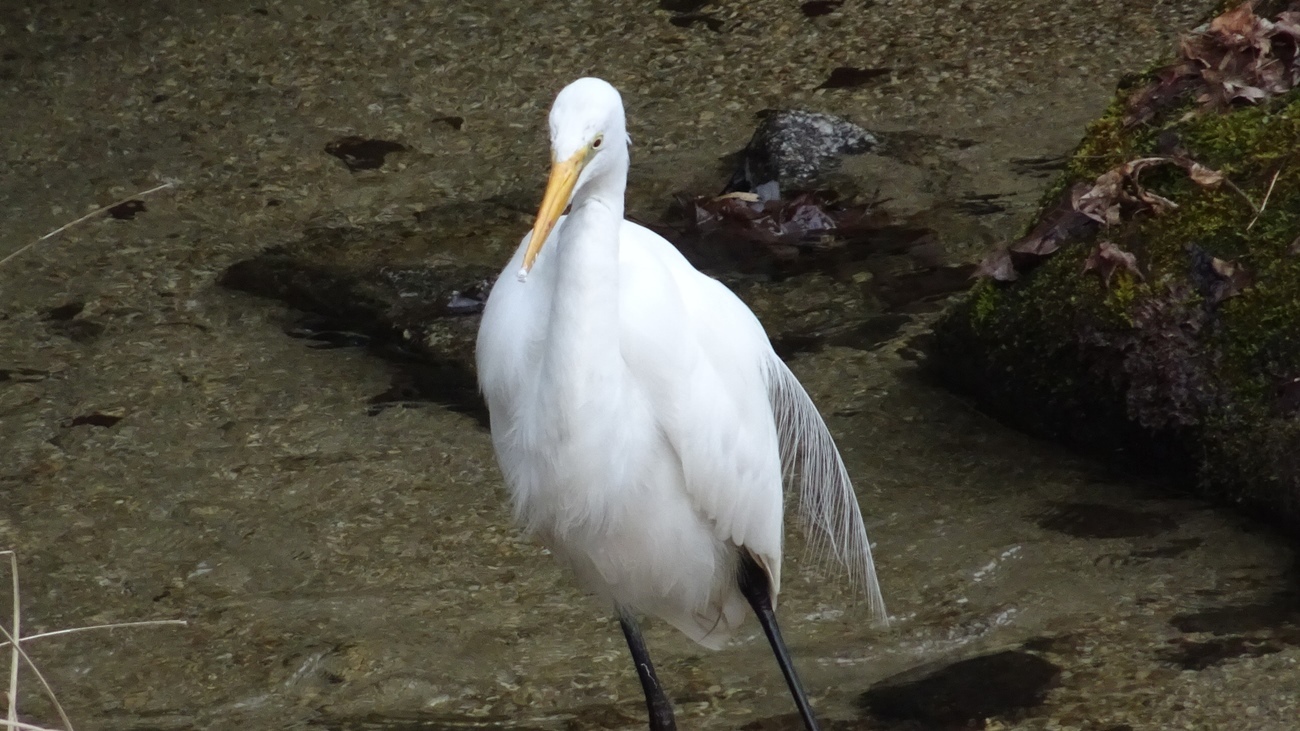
[616, 222, 885, 620]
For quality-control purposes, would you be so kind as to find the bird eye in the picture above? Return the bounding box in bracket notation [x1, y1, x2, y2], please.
[591, 135, 604, 150]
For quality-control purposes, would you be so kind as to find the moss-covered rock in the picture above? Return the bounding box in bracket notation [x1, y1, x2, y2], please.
[928, 1, 1300, 529]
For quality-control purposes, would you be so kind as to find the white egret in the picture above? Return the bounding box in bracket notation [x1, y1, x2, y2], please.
[476, 78, 885, 731]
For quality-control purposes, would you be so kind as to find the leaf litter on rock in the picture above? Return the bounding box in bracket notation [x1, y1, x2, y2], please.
[977, 155, 1235, 282]
[1125, 2, 1300, 127]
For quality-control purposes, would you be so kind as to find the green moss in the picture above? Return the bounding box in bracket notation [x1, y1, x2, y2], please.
[930, 73, 1300, 527]
[1034, 95, 1156, 215]
[970, 280, 1000, 327]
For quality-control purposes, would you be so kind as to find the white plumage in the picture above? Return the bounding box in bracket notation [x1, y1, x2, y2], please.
[476, 78, 884, 652]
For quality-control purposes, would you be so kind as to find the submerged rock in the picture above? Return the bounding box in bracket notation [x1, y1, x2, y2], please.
[724, 109, 878, 194]
[217, 205, 512, 419]
[927, 0, 1300, 530]
[221, 187, 971, 403]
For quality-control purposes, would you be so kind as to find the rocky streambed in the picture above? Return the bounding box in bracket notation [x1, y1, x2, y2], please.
[1, 0, 1297, 730]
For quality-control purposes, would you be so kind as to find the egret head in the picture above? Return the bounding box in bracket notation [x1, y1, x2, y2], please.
[520, 78, 629, 277]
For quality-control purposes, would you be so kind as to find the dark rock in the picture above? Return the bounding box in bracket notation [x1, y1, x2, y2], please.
[221, 188, 959, 419]
[725, 110, 877, 194]
[218, 202, 514, 417]
[927, 3, 1300, 533]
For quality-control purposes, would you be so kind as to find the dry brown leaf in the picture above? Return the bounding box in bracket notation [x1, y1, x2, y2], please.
[1073, 158, 1177, 225]
[1209, 256, 1252, 303]
[1185, 162, 1225, 187]
[1135, 187, 1180, 214]
[1010, 234, 1060, 258]
[1073, 169, 1127, 226]
[975, 248, 1018, 282]
[1125, 3, 1300, 125]
[1187, 244, 1254, 304]
[1082, 241, 1143, 287]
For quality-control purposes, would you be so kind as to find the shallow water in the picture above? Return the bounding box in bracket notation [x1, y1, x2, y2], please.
[2, 0, 1298, 730]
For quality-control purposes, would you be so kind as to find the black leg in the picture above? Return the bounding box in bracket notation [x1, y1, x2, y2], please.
[619, 612, 678, 731]
[738, 553, 823, 731]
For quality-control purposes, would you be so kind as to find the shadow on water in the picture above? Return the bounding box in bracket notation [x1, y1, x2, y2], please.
[285, 316, 488, 426]
[218, 211, 502, 424]
[1034, 502, 1180, 539]
[858, 650, 1062, 729]
[1153, 560, 1300, 670]
[220, 192, 982, 415]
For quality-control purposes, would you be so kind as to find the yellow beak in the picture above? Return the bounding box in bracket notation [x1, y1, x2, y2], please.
[519, 149, 585, 279]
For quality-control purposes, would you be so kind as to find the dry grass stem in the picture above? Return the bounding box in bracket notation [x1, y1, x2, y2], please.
[6, 552, 18, 731]
[1247, 169, 1282, 231]
[0, 181, 177, 269]
[1, 551, 186, 731]
[0, 620, 188, 649]
[0, 720, 62, 731]
[0, 626, 72, 731]
[1223, 178, 1261, 215]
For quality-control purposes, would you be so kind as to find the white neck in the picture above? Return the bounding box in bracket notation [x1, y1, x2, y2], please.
[540, 149, 629, 402]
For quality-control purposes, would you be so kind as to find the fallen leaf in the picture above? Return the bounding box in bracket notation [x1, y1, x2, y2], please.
[1208, 256, 1253, 302]
[1275, 10, 1300, 36]
[65, 409, 126, 428]
[1185, 162, 1225, 187]
[45, 301, 85, 321]
[1186, 243, 1253, 304]
[1071, 157, 1230, 226]
[818, 66, 893, 89]
[108, 200, 146, 220]
[782, 195, 838, 234]
[1083, 241, 1143, 287]
[975, 248, 1018, 282]
[1135, 186, 1180, 215]
[431, 115, 464, 130]
[1073, 169, 1127, 226]
[658, 0, 708, 11]
[1208, 3, 1272, 52]
[1010, 235, 1060, 258]
[324, 136, 407, 171]
[800, 0, 843, 17]
[1125, 3, 1300, 125]
[976, 184, 1097, 280]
